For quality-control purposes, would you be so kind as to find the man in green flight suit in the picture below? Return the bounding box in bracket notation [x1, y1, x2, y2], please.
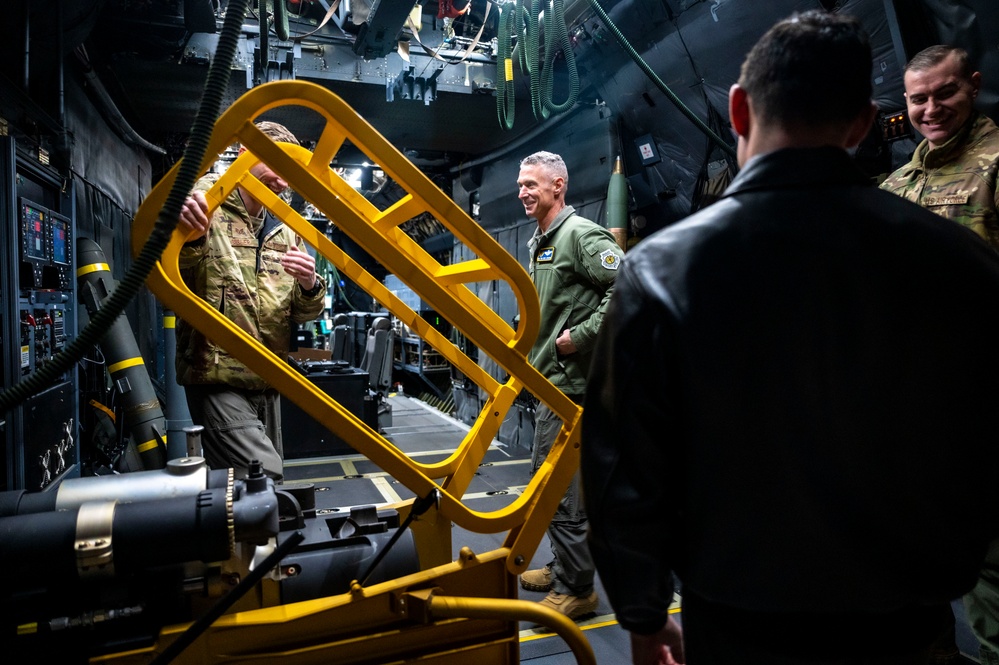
[517, 150, 622, 619]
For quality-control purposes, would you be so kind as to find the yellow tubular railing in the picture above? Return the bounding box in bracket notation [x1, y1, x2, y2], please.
[132, 80, 582, 580]
[405, 589, 596, 665]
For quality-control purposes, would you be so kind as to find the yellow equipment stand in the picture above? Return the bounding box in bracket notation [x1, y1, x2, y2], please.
[120, 80, 594, 665]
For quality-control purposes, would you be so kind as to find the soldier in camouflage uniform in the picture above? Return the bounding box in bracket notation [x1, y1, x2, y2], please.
[880, 45, 999, 251]
[176, 121, 327, 481]
[881, 45, 999, 665]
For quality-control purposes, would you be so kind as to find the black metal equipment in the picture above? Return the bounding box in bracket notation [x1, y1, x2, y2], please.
[0, 135, 80, 492]
[76, 237, 167, 471]
[1, 456, 419, 661]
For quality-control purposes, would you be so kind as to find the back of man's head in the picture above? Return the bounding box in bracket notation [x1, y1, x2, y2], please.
[738, 10, 872, 131]
[255, 120, 300, 146]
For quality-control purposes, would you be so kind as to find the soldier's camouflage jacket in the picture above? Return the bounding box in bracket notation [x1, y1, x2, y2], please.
[176, 174, 327, 390]
[880, 111, 999, 250]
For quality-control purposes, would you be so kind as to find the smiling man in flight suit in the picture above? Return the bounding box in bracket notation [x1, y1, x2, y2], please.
[516, 150, 622, 619]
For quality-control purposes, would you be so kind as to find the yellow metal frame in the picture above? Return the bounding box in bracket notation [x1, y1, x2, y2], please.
[128, 80, 592, 664]
[95, 549, 594, 664]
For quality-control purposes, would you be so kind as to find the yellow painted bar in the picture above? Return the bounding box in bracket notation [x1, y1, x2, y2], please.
[124, 78, 595, 665]
[434, 258, 502, 286]
[93, 550, 529, 665]
[132, 79, 582, 577]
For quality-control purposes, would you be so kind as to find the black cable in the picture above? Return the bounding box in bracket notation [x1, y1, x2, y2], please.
[148, 530, 306, 665]
[358, 489, 440, 586]
[258, 0, 269, 84]
[586, 0, 737, 160]
[0, 0, 252, 418]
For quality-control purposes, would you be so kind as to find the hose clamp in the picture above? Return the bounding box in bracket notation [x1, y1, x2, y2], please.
[75, 500, 117, 578]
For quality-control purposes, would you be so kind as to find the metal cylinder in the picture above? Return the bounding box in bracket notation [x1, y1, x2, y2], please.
[54, 456, 214, 511]
[164, 310, 194, 459]
[185, 425, 205, 458]
[0, 488, 233, 588]
[76, 237, 166, 470]
[606, 155, 629, 252]
[0, 457, 232, 518]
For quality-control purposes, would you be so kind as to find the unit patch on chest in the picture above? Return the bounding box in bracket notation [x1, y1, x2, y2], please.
[537, 247, 555, 262]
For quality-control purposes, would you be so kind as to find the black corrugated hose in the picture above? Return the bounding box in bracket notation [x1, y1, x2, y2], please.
[496, 0, 518, 129]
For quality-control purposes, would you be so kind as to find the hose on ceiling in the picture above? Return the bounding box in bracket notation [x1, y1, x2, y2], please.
[495, 0, 580, 128]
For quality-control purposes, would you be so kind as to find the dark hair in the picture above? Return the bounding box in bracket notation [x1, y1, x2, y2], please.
[738, 10, 872, 130]
[906, 45, 973, 80]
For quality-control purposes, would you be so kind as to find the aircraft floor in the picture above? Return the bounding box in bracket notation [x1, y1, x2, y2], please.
[282, 392, 635, 664]
[282, 393, 981, 665]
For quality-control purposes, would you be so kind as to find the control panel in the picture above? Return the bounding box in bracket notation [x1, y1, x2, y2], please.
[2, 140, 82, 492]
[880, 110, 912, 143]
[19, 197, 74, 290]
[16, 198, 75, 381]
[5, 186, 79, 491]
[19, 297, 71, 376]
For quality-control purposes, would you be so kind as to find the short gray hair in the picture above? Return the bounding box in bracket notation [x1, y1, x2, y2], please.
[521, 151, 568, 184]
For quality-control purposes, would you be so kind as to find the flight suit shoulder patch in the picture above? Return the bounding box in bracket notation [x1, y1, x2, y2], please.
[599, 248, 621, 270]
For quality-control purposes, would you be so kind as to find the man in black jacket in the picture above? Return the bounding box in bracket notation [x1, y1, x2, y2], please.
[581, 10, 999, 665]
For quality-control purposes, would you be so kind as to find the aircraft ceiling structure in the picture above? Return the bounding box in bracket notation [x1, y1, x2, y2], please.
[2, 0, 999, 217]
[11, 0, 557, 174]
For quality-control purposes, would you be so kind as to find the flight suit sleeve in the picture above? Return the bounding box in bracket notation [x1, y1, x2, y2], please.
[568, 228, 622, 354]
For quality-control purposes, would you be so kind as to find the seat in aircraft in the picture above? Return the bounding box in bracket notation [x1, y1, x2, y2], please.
[360, 316, 394, 428]
[329, 313, 352, 364]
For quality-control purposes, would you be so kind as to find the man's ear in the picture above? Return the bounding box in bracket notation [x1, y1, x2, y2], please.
[729, 84, 750, 139]
[845, 101, 879, 148]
